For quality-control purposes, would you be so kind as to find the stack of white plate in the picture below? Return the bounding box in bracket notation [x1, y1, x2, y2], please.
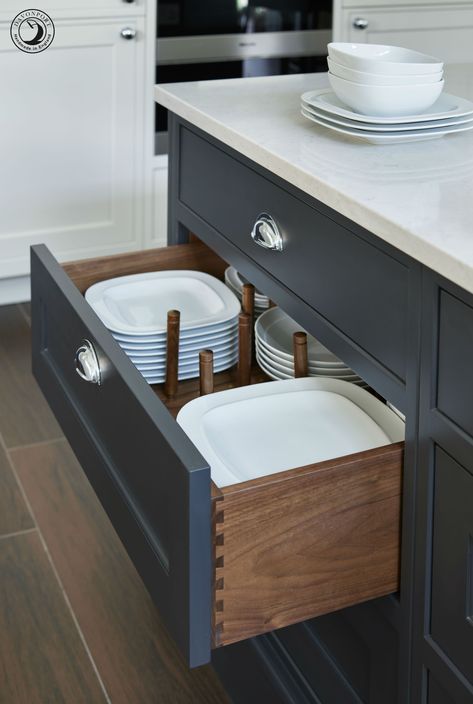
[255, 307, 366, 386]
[301, 43, 473, 144]
[301, 89, 473, 144]
[225, 267, 270, 315]
[85, 270, 241, 384]
[177, 377, 405, 488]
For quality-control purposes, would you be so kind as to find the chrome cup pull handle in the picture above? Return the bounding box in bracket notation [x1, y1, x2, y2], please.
[353, 17, 368, 29]
[75, 339, 101, 385]
[251, 213, 284, 252]
[120, 27, 136, 40]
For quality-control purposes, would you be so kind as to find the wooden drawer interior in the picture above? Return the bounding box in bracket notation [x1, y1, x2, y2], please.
[64, 239, 404, 649]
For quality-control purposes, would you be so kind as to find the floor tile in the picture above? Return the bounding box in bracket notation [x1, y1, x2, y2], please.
[0, 530, 107, 704]
[0, 305, 61, 448]
[11, 439, 230, 704]
[0, 440, 34, 536]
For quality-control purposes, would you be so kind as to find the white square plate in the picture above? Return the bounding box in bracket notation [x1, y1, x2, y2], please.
[85, 270, 241, 335]
[301, 89, 473, 125]
[177, 378, 405, 487]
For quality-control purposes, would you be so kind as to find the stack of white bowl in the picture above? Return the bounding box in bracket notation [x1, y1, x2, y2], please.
[327, 42, 444, 117]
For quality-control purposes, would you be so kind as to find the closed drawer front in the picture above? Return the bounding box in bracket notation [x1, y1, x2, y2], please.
[437, 290, 473, 439]
[178, 127, 409, 382]
[31, 240, 403, 668]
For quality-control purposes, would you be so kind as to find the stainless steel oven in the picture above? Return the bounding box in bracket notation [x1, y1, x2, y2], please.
[156, 0, 332, 153]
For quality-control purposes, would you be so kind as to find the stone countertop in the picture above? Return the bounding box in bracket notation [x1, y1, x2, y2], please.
[155, 64, 473, 294]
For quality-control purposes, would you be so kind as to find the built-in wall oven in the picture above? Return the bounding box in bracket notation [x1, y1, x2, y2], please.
[156, 0, 332, 153]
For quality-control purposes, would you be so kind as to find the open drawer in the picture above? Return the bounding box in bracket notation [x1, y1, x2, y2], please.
[31, 239, 403, 668]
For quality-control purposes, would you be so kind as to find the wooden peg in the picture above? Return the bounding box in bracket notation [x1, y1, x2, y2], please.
[237, 312, 251, 387]
[242, 283, 255, 360]
[293, 331, 308, 378]
[199, 349, 214, 396]
[242, 283, 255, 318]
[164, 309, 180, 398]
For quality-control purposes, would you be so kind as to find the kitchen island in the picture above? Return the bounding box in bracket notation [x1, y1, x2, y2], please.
[29, 66, 473, 704]
[153, 66, 473, 703]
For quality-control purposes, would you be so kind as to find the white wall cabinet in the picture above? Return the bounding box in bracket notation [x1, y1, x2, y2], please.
[0, 14, 147, 293]
[335, 4, 473, 64]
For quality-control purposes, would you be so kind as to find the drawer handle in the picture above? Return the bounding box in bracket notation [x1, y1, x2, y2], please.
[75, 339, 102, 386]
[251, 213, 284, 252]
[120, 27, 137, 40]
[353, 17, 369, 29]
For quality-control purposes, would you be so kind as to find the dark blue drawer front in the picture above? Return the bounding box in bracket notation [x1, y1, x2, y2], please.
[178, 127, 409, 383]
[30, 244, 212, 668]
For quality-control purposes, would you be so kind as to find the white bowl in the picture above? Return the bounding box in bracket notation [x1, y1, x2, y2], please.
[328, 42, 443, 76]
[327, 58, 443, 86]
[328, 73, 444, 117]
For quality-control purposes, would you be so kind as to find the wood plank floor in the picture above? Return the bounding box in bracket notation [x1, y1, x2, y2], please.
[0, 304, 230, 704]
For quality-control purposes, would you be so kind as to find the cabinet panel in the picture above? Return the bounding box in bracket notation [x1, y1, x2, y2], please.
[344, 7, 473, 63]
[431, 446, 473, 686]
[437, 291, 473, 439]
[276, 600, 399, 704]
[178, 127, 409, 383]
[428, 671, 457, 704]
[0, 18, 144, 277]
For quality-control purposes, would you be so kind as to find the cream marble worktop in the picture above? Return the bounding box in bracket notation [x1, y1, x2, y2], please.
[155, 64, 473, 294]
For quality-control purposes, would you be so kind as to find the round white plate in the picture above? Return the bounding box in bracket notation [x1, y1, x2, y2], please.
[86, 270, 240, 335]
[301, 107, 473, 144]
[256, 307, 344, 367]
[225, 267, 269, 305]
[256, 343, 357, 377]
[256, 349, 361, 383]
[256, 337, 351, 372]
[177, 377, 405, 488]
[301, 89, 473, 125]
[302, 101, 473, 133]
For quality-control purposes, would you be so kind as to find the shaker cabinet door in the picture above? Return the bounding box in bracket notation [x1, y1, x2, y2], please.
[0, 17, 144, 277]
[344, 7, 473, 64]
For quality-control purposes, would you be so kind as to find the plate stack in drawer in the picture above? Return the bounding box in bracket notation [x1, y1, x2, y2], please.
[256, 307, 367, 386]
[224, 266, 270, 315]
[85, 270, 241, 384]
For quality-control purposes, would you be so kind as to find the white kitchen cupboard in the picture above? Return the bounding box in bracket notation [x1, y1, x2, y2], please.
[0, 10, 150, 302]
[333, 3, 473, 64]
